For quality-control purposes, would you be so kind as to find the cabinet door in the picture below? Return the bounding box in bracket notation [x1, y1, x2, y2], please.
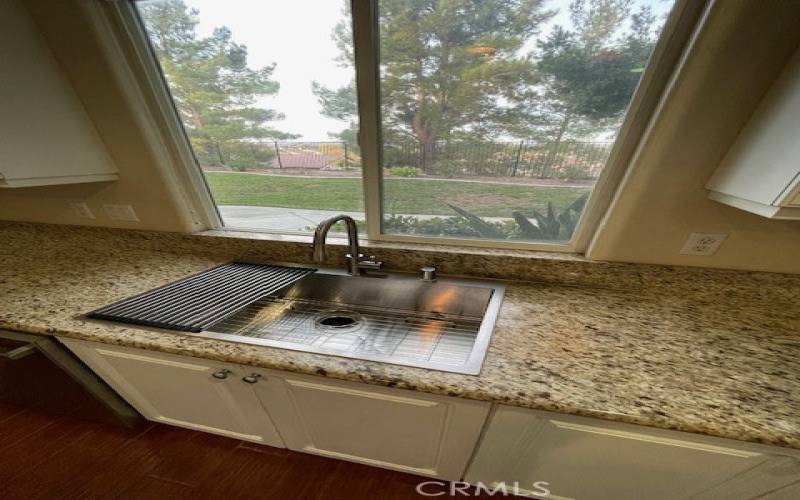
[252, 370, 489, 480]
[0, 0, 118, 187]
[466, 406, 800, 500]
[761, 478, 800, 499]
[789, 189, 800, 206]
[61, 339, 283, 447]
[693, 454, 800, 500]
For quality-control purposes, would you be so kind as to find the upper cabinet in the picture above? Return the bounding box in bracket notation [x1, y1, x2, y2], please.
[706, 47, 800, 219]
[0, 0, 118, 188]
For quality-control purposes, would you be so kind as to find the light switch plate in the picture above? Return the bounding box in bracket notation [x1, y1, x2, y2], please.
[680, 233, 727, 256]
[103, 204, 139, 222]
[70, 202, 95, 219]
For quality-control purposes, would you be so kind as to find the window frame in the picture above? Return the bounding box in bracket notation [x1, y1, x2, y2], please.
[96, 0, 709, 253]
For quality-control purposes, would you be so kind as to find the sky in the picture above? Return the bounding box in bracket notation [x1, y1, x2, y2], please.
[182, 0, 354, 141]
[174, 0, 674, 142]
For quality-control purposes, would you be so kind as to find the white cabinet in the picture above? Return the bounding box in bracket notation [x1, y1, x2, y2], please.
[706, 47, 800, 219]
[762, 480, 800, 500]
[61, 339, 490, 481]
[252, 370, 489, 481]
[466, 405, 800, 500]
[60, 339, 284, 447]
[0, 0, 118, 188]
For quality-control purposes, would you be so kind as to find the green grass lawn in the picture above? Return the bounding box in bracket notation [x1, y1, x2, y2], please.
[205, 172, 589, 217]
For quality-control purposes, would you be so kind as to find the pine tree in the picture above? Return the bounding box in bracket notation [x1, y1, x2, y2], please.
[315, 0, 660, 161]
[313, 0, 553, 171]
[139, 0, 297, 170]
[530, 0, 659, 144]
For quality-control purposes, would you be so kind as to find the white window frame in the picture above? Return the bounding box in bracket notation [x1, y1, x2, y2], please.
[90, 0, 709, 253]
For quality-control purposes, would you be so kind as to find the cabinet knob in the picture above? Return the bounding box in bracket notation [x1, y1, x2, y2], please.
[212, 369, 231, 379]
[242, 374, 262, 384]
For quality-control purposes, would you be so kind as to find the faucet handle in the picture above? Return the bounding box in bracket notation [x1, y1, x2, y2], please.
[345, 253, 383, 272]
[358, 255, 383, 271]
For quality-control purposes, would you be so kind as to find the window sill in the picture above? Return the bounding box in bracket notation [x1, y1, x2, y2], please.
[195, 228, 589, 264]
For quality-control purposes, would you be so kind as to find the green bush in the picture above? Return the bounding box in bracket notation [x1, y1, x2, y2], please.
[301, 193, 589, 242]
[390, 192, 590, 241]
[554, 164, 593, 180]
[386, 166, 421, 178]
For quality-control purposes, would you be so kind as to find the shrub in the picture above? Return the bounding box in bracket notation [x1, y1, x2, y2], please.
[301, 193, 589, 242]
[554, 164, 593, 180]
[386, 166, 421, 178]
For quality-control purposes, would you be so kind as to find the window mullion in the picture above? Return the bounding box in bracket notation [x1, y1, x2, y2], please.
[351, 0, 383, 240]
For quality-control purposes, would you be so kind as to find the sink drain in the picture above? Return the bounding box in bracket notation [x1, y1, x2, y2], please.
[315, 311, 363, 332]
[320, 315, 357, 328]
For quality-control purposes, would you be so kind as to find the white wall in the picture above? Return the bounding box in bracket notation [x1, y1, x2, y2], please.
[0, 0, 196, 232]
[0, 0, 118, 188]
[588, 0, 800, 274]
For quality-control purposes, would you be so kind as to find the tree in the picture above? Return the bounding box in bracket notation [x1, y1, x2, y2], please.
[311, 2, 359, 147]
[315, 0, 661, 175]
[529, 0, 659, 144]
[314, 0, 553, 171]
[139, 0, 297, 170]
[311, 81, 359, 147]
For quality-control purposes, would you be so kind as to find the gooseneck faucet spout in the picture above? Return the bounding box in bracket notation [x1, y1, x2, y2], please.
[312, 215, 382, 275]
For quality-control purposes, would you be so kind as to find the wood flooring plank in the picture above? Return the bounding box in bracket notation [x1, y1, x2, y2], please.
[66, 424, 178, 499]
[0, 415, 99, 484]
[0, 410, 512, 500]
[0, 408, 57, 452]
[0, 418, 151, 500]
[0, 402, 25, 423]
[116, 476, 195, 500]
[311, 460, 399, 500]
[144, 426, 242, 487]
[196, 445, 346, 500]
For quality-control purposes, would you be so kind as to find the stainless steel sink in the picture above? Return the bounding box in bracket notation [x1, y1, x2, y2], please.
[203, 270, 505, 375]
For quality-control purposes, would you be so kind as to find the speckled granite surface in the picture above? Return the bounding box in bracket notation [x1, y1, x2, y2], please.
[2, 222, 799, 450]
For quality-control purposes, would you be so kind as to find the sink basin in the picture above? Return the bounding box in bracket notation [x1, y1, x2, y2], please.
[204, 270, 505, 375]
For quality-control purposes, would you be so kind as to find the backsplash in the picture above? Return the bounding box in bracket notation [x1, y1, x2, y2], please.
[2, 221, 798, 307]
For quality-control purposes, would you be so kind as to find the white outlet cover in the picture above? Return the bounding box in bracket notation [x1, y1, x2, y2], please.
[103, 204, 139, 222]
[680, 233, 728, 256]
[70, 202, 95, 219]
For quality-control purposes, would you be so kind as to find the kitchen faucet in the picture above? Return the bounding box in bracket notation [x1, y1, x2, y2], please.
[312, 215, 382, 275]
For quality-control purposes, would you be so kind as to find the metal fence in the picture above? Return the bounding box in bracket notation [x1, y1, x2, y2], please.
[383, 140, 613, 179]
[216, 140, 613, 179]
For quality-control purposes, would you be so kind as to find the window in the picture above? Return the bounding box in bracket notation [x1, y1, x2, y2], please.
[126, 0, 690, 250]
[376, 0, 677, 243]
[135, 0, 363, 233]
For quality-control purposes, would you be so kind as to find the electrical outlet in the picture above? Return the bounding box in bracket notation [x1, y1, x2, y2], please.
[103, 204, 139, 222]
[680, 233, 727, 256]
[70, 202, 95, 219]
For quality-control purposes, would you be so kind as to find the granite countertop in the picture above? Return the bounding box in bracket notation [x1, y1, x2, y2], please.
[2, 223, 799, 450]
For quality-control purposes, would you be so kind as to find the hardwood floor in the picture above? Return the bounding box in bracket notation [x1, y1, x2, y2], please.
[0, 403, 499, 499]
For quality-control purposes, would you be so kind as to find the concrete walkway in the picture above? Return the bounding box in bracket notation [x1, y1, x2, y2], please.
[219, 206, 363, 232]
[218, 205, 512, 232]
